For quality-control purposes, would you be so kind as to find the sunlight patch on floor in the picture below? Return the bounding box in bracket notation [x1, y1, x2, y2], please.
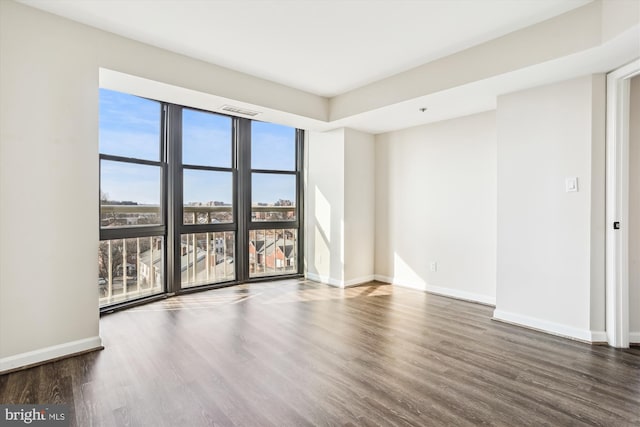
[260, 284, 396, 304]
[126, 281, 401, 311]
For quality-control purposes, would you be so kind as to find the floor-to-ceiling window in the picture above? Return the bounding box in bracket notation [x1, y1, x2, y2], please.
[98, 90, 166, 307]
[249, 122, 301, 278]
[98, 89, 303, 309]
[179, 108, 236, 288]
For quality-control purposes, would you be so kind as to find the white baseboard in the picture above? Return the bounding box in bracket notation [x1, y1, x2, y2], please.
[630, 332, 640, 344]
[374, 274, 394, 284]
[306, 272, 341, 287]
[306, 272, 374, 288]
[589, 331, 608, 343]
[343, 275, 375, 288]
[493, 309, 600, 343]
[374, 275, 495, 306]
[0, 336, 103, 373]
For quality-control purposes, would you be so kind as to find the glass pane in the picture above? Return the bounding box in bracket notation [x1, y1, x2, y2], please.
[183, 109, 232, 167]
[181, 232, 235, 288]
[99, 88, 161, 161]
[98, 236, 164, 307]
[249, 229, 297, 278]
[183, 169, 233, 224]
[251, 122, 296, 171]
[252, 173, 296, 221]
[100, 160, 162, 228]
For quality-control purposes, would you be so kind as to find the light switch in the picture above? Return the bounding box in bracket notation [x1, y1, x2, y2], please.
[565, 177, 578, 192]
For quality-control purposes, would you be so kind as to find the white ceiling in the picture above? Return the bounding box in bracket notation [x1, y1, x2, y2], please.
[20, 0, 591, 97]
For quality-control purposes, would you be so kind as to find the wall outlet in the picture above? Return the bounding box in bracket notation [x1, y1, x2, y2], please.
[430, 262, 438, 272]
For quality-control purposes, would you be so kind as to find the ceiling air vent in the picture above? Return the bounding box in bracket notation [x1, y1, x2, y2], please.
[221, 105, 261, 117]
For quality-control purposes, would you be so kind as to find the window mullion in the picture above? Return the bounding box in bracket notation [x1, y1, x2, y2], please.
[166, 104, 183, 295]
[236, 118, 252, 283]
[296, 129, 305, 275]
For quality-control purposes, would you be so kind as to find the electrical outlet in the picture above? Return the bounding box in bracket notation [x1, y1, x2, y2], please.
[430, 262, 437, 272]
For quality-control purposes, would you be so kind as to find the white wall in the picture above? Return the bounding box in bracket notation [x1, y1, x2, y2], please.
[629, 75, 640, 341]
[0, 1, 103, 370]
[0, 0, 325, 371]
[306, 129, 346, 285]
[374, 111, 497, 304]
[305, 128, 376, 287]
[343, 129, 375, 285]
[494, 75, 606, 342]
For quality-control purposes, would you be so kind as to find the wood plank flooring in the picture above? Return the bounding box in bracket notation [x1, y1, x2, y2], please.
[1, 280, 640, 426]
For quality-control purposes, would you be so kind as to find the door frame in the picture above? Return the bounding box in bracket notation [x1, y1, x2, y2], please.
[606, 58, 640, 348]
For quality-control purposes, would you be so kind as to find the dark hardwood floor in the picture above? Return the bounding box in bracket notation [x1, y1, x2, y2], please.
[2, 280, 640, 426]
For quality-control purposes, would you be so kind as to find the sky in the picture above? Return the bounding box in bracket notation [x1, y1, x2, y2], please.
[99, 88, 296, 206]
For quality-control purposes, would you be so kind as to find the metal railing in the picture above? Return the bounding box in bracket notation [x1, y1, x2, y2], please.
[98, 236, 164, 307]
[99, 205, 298, 306]
[101, 204, 296, 227]
[181, 231, 235, 288]
[249, 228, 297, 278]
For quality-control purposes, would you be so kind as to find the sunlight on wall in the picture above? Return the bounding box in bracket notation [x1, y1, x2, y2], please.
[313, 186, 332, 277]
[314, 226, 331, 277]
[315, 186, 331, 238]
[393, 252, 426, 289]
[341, 219, 345, 265]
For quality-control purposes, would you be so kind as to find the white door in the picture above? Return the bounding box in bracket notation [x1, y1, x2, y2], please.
[606, 59, 640, 348]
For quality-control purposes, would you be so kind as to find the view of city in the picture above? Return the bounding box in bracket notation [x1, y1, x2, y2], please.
[98, 237, 164, 303]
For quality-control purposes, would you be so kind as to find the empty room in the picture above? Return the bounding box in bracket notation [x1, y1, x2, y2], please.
[1, 0, 640, 425]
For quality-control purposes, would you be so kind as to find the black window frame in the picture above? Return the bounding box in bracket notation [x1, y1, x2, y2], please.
[170, 106, 238, 291]
[245, 125, 304, 280]
[98, 96, 169, 311]
[99, 91, 304, 312]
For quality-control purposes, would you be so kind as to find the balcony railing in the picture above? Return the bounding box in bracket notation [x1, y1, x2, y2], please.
[181, 231, 235, 288]
[249, 228, 297, 278]
[101, 204, 296, 227]
[99, 205, 298, 307]
[98, 236, 164, 307]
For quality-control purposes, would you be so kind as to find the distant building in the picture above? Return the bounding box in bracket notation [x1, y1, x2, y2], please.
[249, 234, 296, 274]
